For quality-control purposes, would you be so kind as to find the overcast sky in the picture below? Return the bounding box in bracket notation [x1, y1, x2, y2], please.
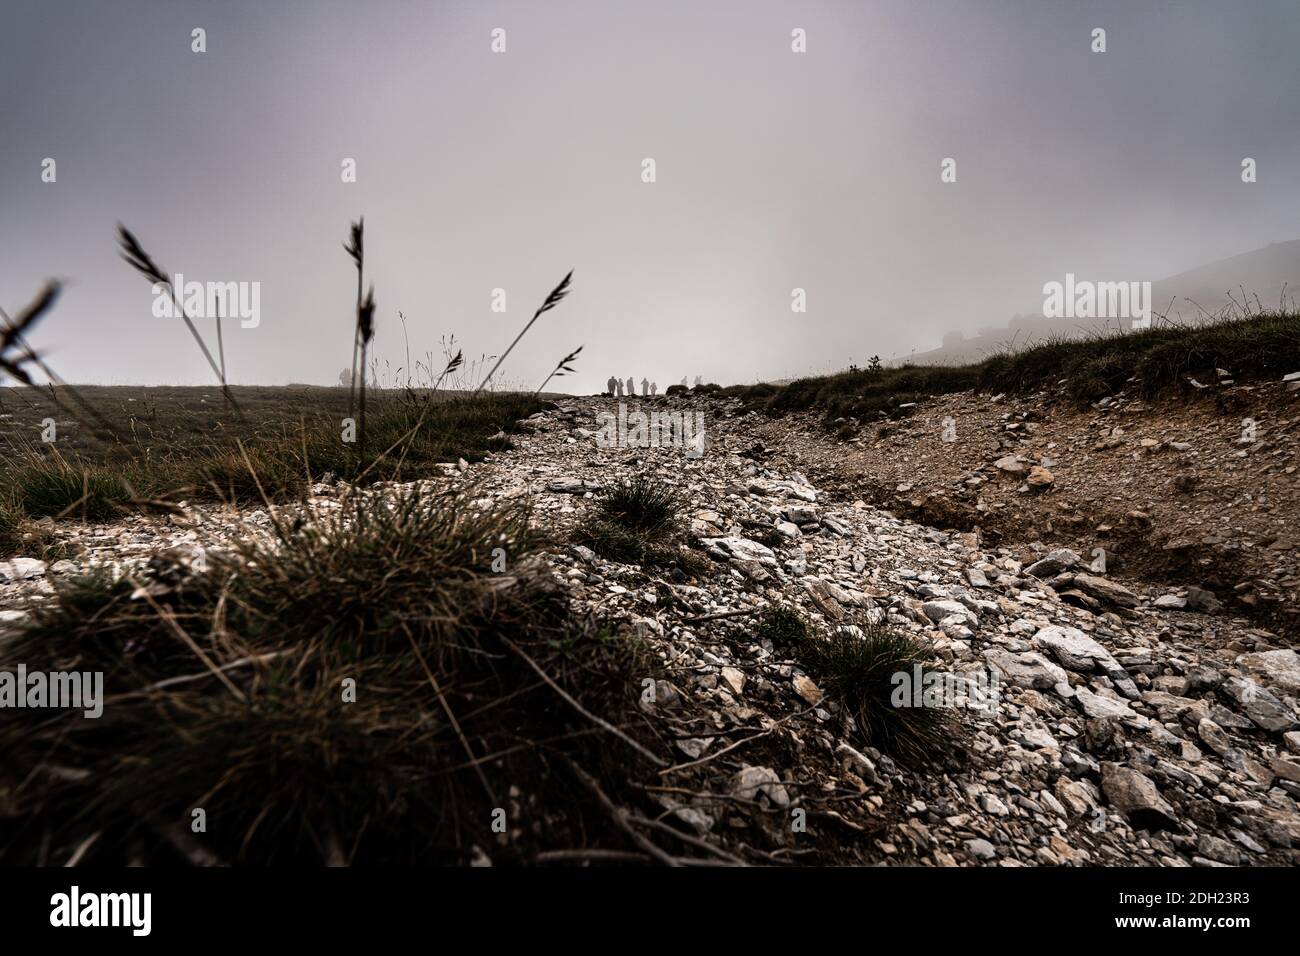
[2, 0, 1298, 392]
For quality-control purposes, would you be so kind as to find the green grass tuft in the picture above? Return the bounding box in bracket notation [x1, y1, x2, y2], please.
[576, 518, 648, 564]
[574, 476, 681, 565]
[755, 606, 810, 648]
[6, 451, 133, 521]
[596, 474, 679, 535]
[795, 625, 956, 766]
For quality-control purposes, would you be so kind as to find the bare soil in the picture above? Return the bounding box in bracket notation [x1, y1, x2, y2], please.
[747, 380, 1300, 636]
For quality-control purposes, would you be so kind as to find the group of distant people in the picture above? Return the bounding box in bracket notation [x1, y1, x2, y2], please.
[606, 375, 704, 397]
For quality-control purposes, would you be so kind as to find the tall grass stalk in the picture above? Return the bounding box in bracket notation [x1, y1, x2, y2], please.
[117, 225, 240, 414]
[357, 288, 376, 467]
[537, 345, 583, 394]
[474, 270, 573, 395]
[344, 219, 364, 418]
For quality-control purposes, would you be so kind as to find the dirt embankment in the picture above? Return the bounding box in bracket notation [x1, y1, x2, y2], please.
[750, 380, 1300, 636]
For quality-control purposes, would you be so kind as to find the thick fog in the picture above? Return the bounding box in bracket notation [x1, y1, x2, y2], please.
[2, 0, 1298, 391]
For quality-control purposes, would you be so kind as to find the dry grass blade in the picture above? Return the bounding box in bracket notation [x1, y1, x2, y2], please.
[116, 225, 167, 285]
[1, 284, 126, 445]
[537, 344, 583, 394]
[0, 281, 62, 386]
[431, 349, 463, 393]
[116, 224, 241, 414]
[343, 218, 363, 268]
[345, 218, 365, 419]
[499, 634, 666, 767]
[357, 284, 377, 465]
[536, 269, 574, 316]
[63, 830, 103, 867]
[563, 758, 679, 867]
[475, 269, 574, 395]
[0, 281, 59, 356]
[358, 286, 375, 345]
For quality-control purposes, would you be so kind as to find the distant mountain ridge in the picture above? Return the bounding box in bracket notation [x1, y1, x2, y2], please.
[905, 239, 1300, 366]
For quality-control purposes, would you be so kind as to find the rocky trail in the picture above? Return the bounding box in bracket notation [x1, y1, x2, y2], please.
[3, 392, 1300, 866]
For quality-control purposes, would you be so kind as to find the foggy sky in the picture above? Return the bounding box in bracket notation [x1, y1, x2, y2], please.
[2, 0, 1298, 393]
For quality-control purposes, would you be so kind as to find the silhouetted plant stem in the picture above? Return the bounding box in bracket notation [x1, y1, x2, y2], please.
[475, 270, 573, 395]
[537, 345, 583, 395]
[116, 225, 241, 416]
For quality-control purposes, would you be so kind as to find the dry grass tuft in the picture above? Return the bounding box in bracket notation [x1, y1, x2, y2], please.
[0, 484, 665, 865]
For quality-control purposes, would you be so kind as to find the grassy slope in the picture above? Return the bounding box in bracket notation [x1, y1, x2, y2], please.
[723, 312, 1300, 422]
[0, 388, 544, 534]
